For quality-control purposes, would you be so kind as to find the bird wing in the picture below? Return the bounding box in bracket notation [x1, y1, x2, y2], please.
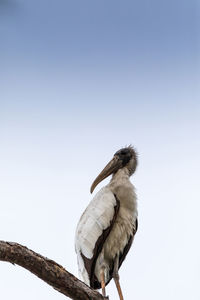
[75, 186, 120, 287]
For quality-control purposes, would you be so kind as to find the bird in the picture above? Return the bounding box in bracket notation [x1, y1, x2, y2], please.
[75, 146, 138, 300]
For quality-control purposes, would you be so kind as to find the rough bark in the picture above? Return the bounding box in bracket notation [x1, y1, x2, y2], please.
[0, 241, 104, 300]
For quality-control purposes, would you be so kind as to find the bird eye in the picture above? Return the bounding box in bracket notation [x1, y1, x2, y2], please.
[121, 150, 127, 155]
[114, 148, 130, 157]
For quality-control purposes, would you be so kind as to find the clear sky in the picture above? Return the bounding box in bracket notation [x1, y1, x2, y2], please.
[0, 1, 199, 299]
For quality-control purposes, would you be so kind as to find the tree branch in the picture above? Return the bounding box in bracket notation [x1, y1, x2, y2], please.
[0, 241, 104, 300]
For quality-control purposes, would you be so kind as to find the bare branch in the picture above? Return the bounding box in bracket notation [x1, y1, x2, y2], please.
[0, 241, 104, 300]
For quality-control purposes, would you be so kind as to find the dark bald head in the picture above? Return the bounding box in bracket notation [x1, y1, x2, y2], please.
[114, 146, 138, 175]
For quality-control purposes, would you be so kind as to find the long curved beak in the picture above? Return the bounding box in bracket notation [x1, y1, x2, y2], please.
[90, 155, 122, 193]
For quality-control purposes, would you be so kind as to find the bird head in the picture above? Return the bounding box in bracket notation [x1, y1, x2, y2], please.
[90, 146, 137, 193]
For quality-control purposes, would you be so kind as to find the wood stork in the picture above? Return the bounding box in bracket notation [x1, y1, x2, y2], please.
[75, 146, 138, 300]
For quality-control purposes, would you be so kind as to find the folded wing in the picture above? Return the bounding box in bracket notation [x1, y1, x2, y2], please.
[75, 187, 120, 287]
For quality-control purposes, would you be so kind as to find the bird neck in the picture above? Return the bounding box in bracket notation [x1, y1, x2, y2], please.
[110, 168, 130, 188]
[108, 168, 135, 208]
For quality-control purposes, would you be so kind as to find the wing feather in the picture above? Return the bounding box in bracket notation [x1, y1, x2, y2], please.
[75, 187, 119, 286]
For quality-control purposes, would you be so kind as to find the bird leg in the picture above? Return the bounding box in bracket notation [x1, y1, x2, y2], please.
[113, 254, 124, 300]
[100, 267, 106, 298]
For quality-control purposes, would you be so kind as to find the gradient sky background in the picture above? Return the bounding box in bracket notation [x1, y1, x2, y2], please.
[0, 1, 200, 299]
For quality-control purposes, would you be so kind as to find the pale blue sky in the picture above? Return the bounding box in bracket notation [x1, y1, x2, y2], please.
[0, 1, 200, 299]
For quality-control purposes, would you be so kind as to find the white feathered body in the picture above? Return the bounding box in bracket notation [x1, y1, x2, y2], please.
[75, 168, 137, 286]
